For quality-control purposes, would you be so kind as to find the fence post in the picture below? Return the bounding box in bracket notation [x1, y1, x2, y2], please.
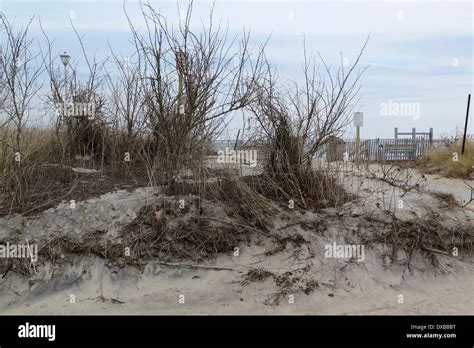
[376, 138, 380, 161]
[462, 94, 471, 155]
[429, 128, 433, 145]
[394, 127, 398, 139]
[412, 128, 416, 140]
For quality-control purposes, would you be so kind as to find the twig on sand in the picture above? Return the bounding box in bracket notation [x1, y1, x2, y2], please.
[155, 261, 243, 273]
[2, 283, 22, 297]
[277, 221, 303, 230]
[1, 262, 13, 279]
[190, 215, 266, 234]
[461, 180, 474, 207]
[421, 246, 450, 256]
[96, 295, 125, 304]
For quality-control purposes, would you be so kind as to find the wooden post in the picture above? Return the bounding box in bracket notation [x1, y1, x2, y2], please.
[462, 94, 471, 155]
[412, 127, 416, 140]
[429, 128, 433, 145]
[356, 126, 360, 162]
[353, 112, 363, 162]
[394, 127, 398, 139]
[376, 138, 380, 161]
[234, 129, 240, 151]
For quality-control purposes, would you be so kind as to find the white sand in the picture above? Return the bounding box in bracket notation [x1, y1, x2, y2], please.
[0, 163, 472, 315]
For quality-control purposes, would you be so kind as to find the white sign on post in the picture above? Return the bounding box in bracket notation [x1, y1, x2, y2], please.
[354, 112, 363, 127]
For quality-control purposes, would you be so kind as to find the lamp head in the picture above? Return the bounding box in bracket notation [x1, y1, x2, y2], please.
[60, 52, 71, 67]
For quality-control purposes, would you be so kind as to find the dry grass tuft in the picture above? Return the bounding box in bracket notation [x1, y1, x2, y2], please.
[418, 141, 474, 178]
[430, 192, 459, 208]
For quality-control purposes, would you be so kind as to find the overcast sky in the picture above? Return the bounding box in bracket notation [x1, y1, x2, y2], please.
[0, 0, 472, 139]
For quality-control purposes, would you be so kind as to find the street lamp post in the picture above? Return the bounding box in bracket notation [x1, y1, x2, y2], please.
[176, 50, 187, 114]
[60, 52, 71, 103]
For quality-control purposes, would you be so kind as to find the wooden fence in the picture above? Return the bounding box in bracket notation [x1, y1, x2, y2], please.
[327, 137, 433, 161]
[214, 137, 439, 162]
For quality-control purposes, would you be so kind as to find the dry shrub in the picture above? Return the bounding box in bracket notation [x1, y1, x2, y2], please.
[63, 116, 110, 163]
[254, 120, 336, 208]
[418, 141, 474, 178]
[116, 172, 276, 263]
[210, 175, 274, 230]
[245, 38, 368, 210]
[126, 3, 266, 187]
[254, 167, 350, 209]
[167, 171, 274, 230]
[243, 120, 350, 209]
[120, 197, 260, 262]
[359, 213, 473, 267]
[389, 215, 472, 255]
[107, 131, 152, 178]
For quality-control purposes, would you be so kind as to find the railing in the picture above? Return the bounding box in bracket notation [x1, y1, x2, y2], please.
[213, 137, 441, 162]
[329, 137, 434, 161]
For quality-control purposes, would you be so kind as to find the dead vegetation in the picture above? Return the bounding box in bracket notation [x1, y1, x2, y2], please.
[417, 140, 474, 178]
[244, 37, 368, 209]
[4, 3, 471, 303]
[0, 197, 266, 277]
[240, 268, 274, 286]
[430, 192, 459, 208]
[361, 163, 427, 196]
[1, 2, 361, 219]
[0, 2, 266, 214]
[240, 265, 319, 305]
[0, 164, 149, 216]
[167, 173, 275, 230]
[357, 212, 473, 268]
[119, 196, 266, 262]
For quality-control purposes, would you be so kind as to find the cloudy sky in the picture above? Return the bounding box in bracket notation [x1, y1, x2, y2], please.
[0, 0, 472, 139]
